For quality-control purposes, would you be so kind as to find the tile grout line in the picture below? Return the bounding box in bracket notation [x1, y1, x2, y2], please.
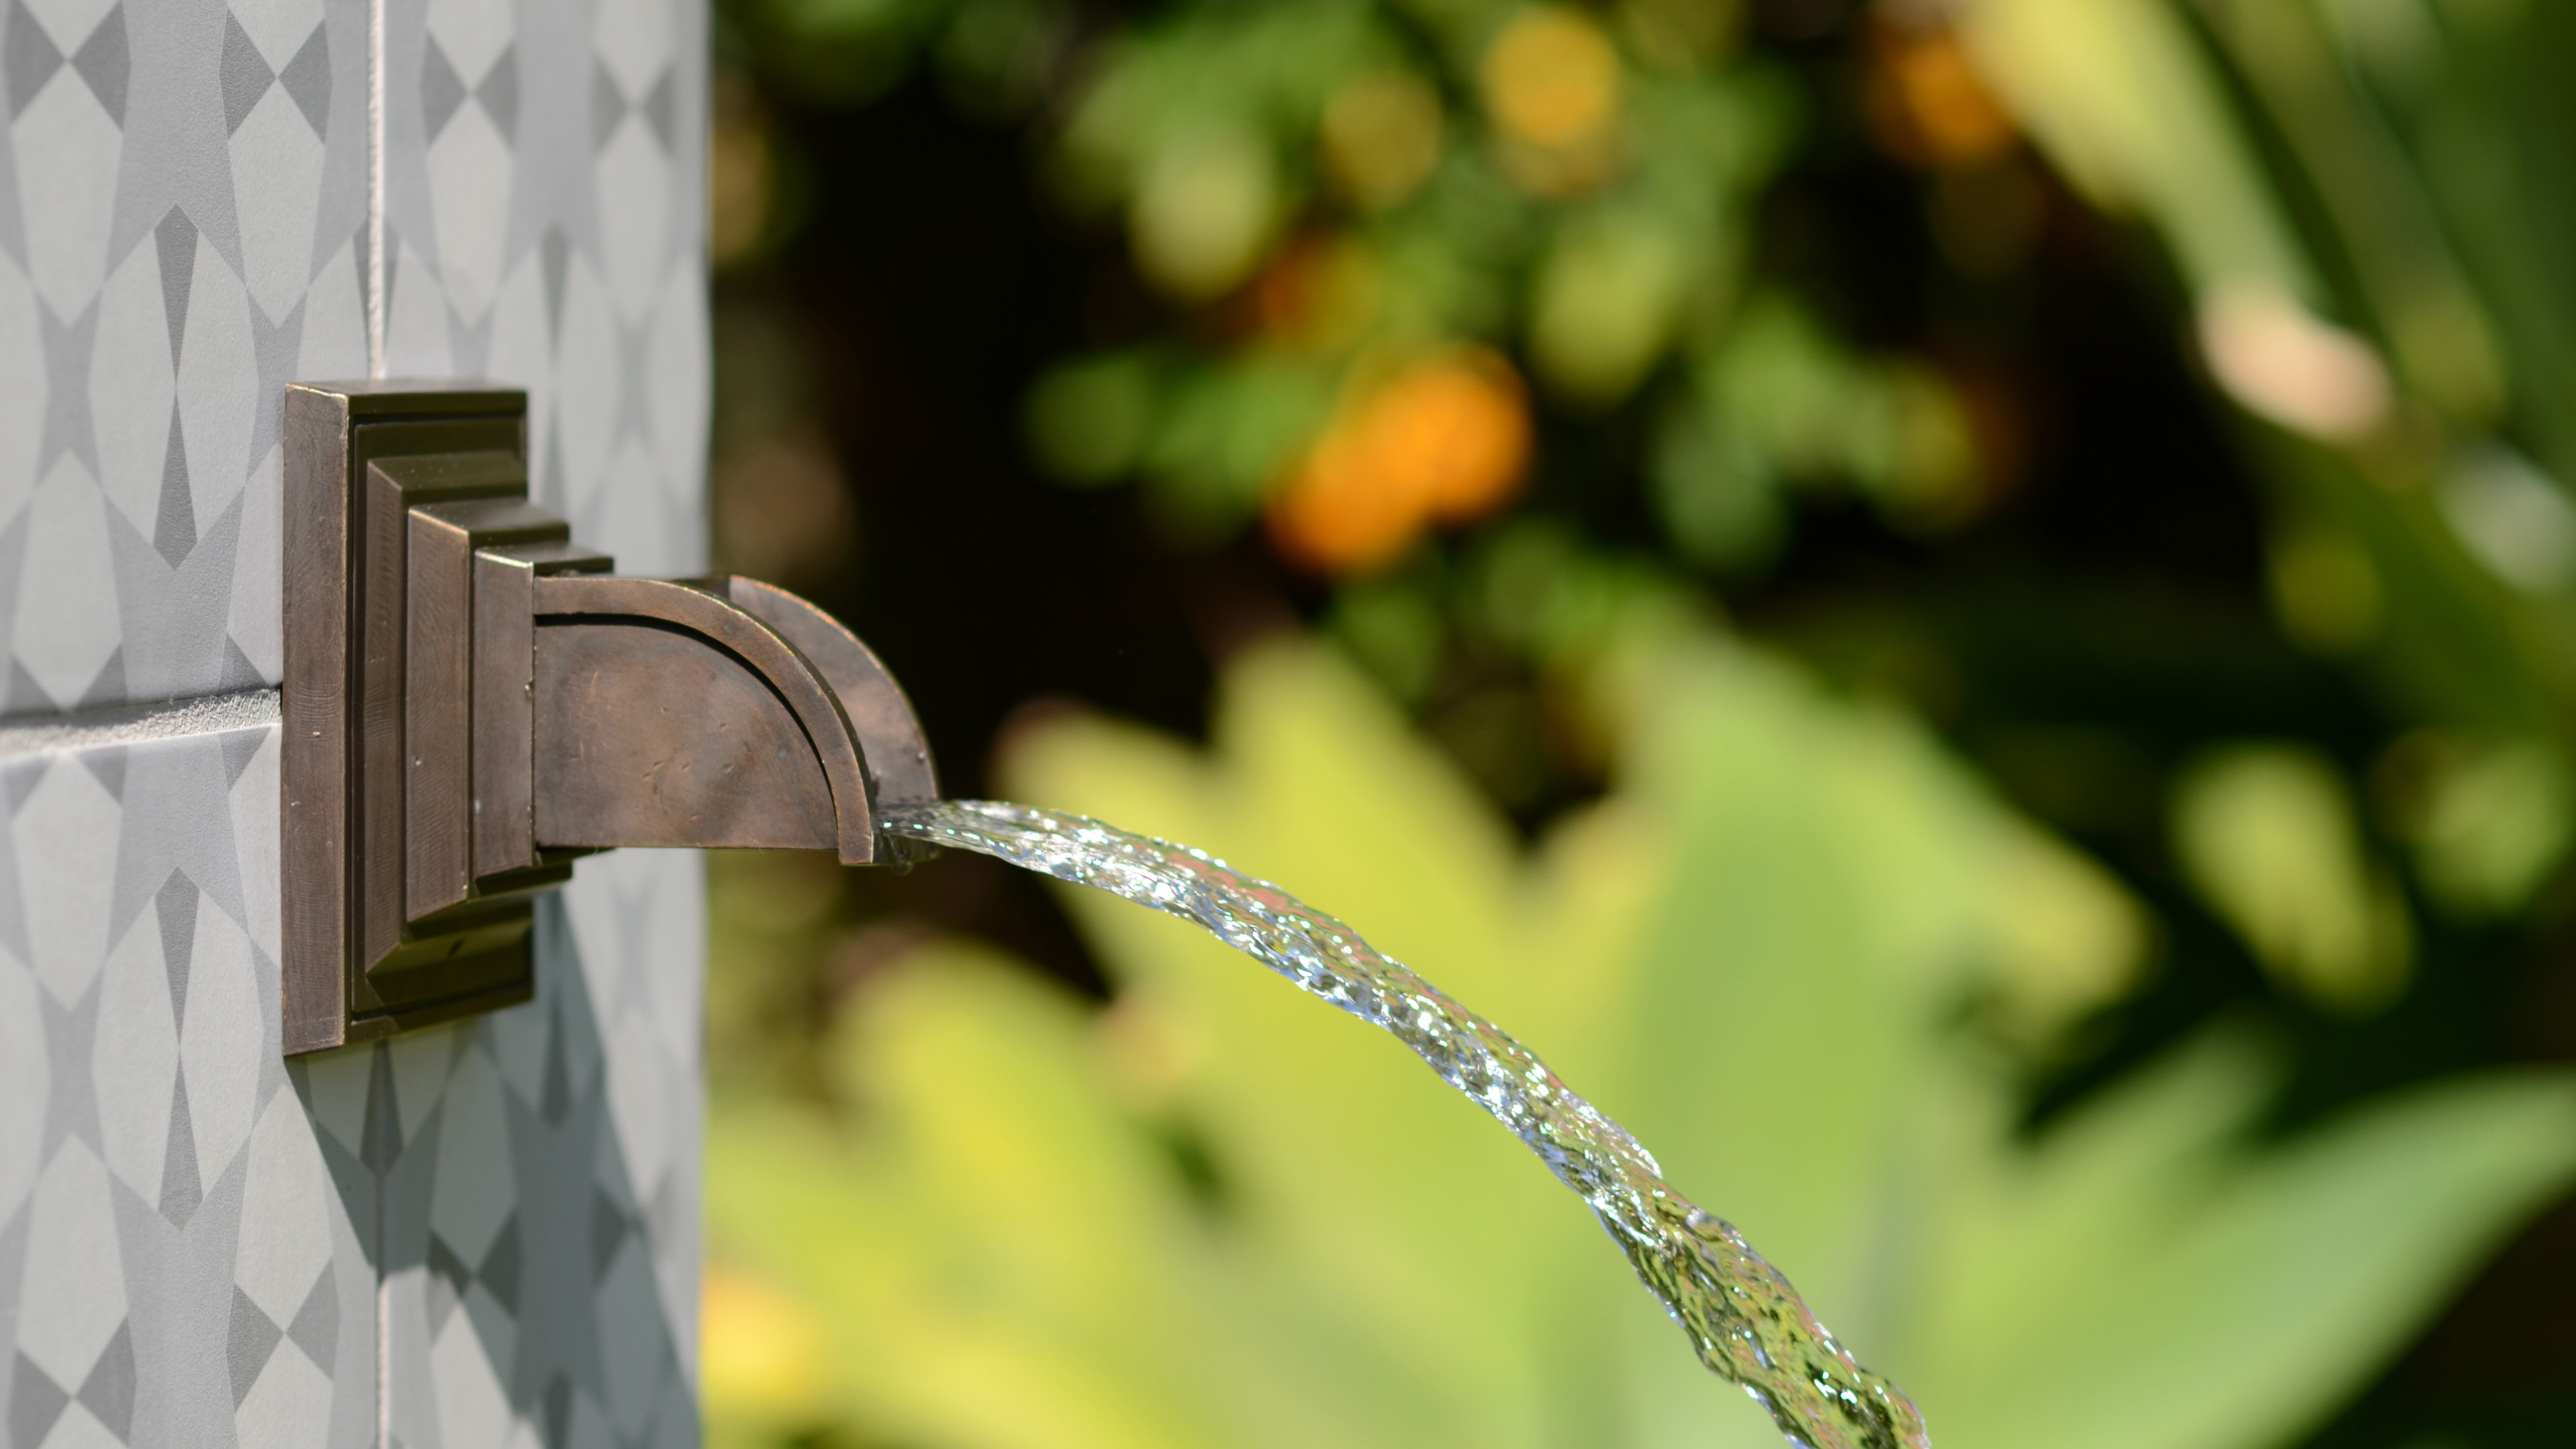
[0, 687, 279, 759]
[367, 0, 389, 377]
[376, 1044, 392, 1449]
[367, 0, 391, 1419]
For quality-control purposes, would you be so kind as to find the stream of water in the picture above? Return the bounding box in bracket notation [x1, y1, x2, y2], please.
[879, 798, 1930, 1449]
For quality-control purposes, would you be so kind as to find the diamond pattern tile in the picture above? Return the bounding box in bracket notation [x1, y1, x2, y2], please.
[0, 947, 43, 1230]
[15, 1141, 123, 1388]
[2, 0, 702, 713]
[233, 1089, 331, 1328]
[90, 907, 176, 1204]
[426, 90, 512, 321]
[12, 18, 122, 320]
[0, 0, 707, 1436]
[13, 747, 118, 1001]
[84, 230, 170, 541]
[0, 709, 706, 1447]
[0, 251, 42, 518]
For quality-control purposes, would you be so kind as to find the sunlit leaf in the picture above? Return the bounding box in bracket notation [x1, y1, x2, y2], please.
[709, 636, 2576, 1449]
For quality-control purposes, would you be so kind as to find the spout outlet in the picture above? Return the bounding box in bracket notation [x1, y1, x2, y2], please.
[523, 573, 934, 861]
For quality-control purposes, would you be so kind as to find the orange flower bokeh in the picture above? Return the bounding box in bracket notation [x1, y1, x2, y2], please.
[1268, 349, 1532, 573]
[1866, 23, 2017, 167]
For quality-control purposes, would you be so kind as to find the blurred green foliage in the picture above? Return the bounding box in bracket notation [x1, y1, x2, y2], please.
[702, 0, 2576, 1442]
[704, 640, 2576, 1449]
[728, 0, 1986, 563]
[1966, 0, 2576, 735]
[2169, 743, 2411, 1011]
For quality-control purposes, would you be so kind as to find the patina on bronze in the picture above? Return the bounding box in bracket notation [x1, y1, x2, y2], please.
[282, 381, 936, 1056]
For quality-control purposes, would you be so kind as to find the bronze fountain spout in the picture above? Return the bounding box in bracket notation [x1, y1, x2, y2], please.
[280, 381, 937, 1054]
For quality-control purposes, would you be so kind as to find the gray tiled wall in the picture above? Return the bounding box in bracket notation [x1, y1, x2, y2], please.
[0, 0, 709, 1439]
[0, 0, 705, 710]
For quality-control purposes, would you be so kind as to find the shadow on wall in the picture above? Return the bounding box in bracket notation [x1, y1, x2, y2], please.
[296, 859, 704, 1449]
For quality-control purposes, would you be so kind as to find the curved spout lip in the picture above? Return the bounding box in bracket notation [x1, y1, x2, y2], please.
[531, 574, 881, 864]
[716, 576, 944, 866]
[718, 576, 939, 805]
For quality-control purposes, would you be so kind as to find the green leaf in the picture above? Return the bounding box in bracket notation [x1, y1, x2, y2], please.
[710, 634, 2576, 1449]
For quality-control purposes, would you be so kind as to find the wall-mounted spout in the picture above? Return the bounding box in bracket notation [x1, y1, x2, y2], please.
[281, 381, 935, 1054]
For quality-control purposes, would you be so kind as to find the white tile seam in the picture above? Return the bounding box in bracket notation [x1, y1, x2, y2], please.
[367, 0, 388, 376]
[377, 1051, 393, 1449]
[368, 17, 393, 1448]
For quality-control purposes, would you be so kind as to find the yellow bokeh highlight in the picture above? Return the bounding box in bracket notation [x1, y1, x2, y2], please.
[1482, 7, 1624, 194]
[1483, 7, 1622, 148]
[701, 1262, 833, 1432]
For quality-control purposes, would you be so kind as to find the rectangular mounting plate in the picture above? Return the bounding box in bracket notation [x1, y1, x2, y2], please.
[282, 381, 568, 1055]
